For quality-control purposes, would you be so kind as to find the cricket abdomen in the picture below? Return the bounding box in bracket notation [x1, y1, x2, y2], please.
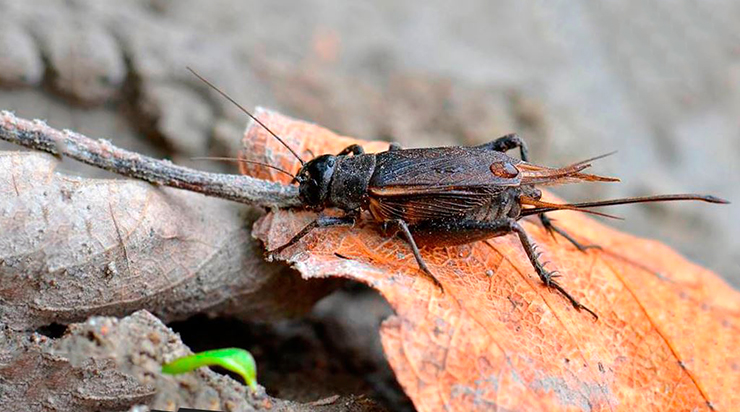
[467, 187, 522, 221]
[408, 217, 515, 246]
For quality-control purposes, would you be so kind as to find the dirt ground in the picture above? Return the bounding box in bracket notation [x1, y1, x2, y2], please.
[1, 1, 739, 411]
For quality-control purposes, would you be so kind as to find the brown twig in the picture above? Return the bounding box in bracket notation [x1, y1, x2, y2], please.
[0, 110, 301, 208]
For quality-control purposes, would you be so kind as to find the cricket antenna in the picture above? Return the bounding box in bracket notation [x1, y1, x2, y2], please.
[186, 67, 305, 166]
[191, 156, 296, 179]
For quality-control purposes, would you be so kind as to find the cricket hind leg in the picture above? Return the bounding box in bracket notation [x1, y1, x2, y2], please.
[539, 214, 601, 251]
[411, 218, 597, 318]
[508, 220, 598, 319]
[475, 133, 530, 161]
[269, 214, 356, 255]
[387, 219, 443, 290]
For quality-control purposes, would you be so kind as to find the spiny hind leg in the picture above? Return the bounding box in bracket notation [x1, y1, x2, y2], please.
[409, 218, 597, 318]
[412, 218, 596, 317]
[475, 133, 529, 161]
[509, 220, 598, 319]
[539, 214, 601, 252]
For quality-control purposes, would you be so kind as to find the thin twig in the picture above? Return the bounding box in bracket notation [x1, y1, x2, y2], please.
[0, 110, 301, 208]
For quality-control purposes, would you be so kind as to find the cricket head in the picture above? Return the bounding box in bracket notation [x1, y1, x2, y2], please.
[294, 154, 337, 209]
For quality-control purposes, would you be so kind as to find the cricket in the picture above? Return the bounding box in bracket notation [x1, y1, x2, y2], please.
[189, 69, 729, 319]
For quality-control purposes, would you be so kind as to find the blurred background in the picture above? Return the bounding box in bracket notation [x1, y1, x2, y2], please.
[4, 0, 738, 286]
[1, 1, 738, 409]
[2, 0, 738, 285]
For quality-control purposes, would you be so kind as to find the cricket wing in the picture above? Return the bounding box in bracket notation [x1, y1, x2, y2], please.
[367, 146, 519, 223]
[370, 146, 523, 188]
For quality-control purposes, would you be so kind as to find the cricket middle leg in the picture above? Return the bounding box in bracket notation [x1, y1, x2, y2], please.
[387, 218, 443, 290]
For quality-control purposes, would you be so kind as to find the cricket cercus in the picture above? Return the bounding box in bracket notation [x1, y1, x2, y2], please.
[191, 69, 728, 320]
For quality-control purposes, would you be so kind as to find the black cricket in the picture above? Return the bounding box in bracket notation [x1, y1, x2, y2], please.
[191, 69, 728, 319]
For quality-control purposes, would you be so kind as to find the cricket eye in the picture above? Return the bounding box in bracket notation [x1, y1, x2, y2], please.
[490, 161, 519, 178]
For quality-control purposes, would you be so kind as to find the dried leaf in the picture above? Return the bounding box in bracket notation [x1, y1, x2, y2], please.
[245, 110, 740, 411]
[0, 151, 330, 330]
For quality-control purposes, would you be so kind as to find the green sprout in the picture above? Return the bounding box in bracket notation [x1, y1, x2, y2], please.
[162, 348, 258, 391]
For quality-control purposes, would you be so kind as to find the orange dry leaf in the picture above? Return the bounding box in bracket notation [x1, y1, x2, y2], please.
[243, 109, 740, 412]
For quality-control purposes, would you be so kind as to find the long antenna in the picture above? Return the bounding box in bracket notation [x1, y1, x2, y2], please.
[191, 156, 296, 179]
[186, 67, 305, 165]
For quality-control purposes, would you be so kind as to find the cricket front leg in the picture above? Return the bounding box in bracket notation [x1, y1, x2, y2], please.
[337, 144, 365, 156]
[509, 221, 598, 319]
[270, 214, 356, 255]
[475, 133, 529, 161]
[389, 219, 444, 290]
[539, 214, 601, 252]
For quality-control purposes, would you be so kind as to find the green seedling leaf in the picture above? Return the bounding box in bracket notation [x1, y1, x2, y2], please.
[162, 348, 258, 391]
